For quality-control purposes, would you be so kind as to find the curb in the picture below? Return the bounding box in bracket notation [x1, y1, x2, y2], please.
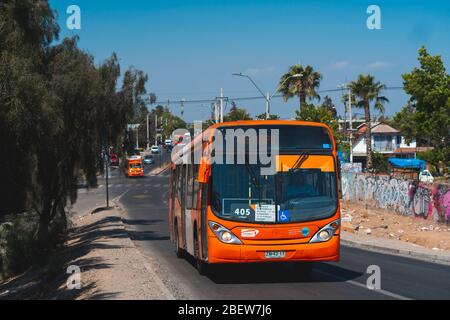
[147, 162, 170, 176]
[341, 233, 450, 266]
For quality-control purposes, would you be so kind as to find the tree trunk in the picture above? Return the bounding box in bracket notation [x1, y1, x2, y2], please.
[299, 94, 306, 114]
[37, 200, 51, 253]
[365, 100, 372, 170]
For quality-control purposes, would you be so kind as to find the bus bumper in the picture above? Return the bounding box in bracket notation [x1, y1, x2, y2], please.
[207, 235, 340, 264]
[128, 172, 143, 177]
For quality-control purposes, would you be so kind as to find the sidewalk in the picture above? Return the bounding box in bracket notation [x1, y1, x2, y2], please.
[147, 162, 170, 176]
[59, 204, 175, 299]
[342, 231, 450, 266]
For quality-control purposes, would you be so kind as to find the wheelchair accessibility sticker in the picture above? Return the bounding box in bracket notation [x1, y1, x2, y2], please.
[278, 210, 290, 222]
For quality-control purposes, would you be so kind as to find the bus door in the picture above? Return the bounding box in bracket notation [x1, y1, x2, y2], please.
[180, 164, 187, 249]
[200, 181, 209, 259]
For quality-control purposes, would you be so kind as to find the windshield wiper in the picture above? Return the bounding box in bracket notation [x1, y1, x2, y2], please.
[291, 152, 309, 172]
[245, 163, 260, 188]
[245, 163, 263, 205]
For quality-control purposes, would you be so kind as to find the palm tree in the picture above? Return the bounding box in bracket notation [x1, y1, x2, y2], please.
[347, 74, 389, 170]
[278, 64, 322, 113]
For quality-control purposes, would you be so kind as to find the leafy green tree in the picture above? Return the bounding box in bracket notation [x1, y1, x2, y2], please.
[0, 0, 59, 217]
[394, 47, 450, 169]
[0, 0, 148, 257]
[278, 64, 322, 113]
[223, 102, 252, 122]
[371, 152, 389, 173]
[320, 95, 337, 118]
[347, 74, 389, 169]
[255, 113, 280, 120]
[295, 103, 344, 146]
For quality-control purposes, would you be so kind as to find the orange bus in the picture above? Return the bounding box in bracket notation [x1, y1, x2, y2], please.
[169, 120, 341, 274]
[125, 155, 144, 177]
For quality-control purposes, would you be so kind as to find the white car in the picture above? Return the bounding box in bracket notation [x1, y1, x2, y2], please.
[419, 170, 434, 183]
[151, 145, 160, 154]
[164, 139, 172, 147]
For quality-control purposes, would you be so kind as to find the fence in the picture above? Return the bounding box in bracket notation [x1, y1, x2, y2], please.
[341, 172, 450, 224]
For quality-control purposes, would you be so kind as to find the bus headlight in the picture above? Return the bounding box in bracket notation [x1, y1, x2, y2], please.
[310, 219, 340, 243]
[220, 231, 232, 242]
[208, 221, 242, 244]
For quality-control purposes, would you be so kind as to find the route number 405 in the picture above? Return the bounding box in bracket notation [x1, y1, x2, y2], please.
[235, 208, 251, 216]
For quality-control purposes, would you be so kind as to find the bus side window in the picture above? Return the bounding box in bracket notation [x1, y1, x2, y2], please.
[337, 158, 342, 199]
[186, 162, 193, 209]
[172, 167, 177, 201]
[177, 165, 182, 202]
[193, 164, 199, 209]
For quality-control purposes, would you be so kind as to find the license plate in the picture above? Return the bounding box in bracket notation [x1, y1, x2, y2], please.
[264, 251, 286, 259]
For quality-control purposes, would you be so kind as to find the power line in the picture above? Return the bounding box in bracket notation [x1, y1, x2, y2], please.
[148, 86, 404, 106]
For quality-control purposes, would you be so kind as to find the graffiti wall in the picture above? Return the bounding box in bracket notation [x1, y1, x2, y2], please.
[341, 162, 362, 173]
[341, 172, 450, 223]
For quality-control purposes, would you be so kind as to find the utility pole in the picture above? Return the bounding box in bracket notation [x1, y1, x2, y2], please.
[136, 126, 139, 149]
[265, 92, 270, 119]
[103, 147, 110, 208]
[216, 102, 219, 123]
[155, 114, 158, 146]
[146, 113, 150, 150]
[347, 87, 354, 163]
[180, 98, 185, 120]
[219, 88, 224, 122]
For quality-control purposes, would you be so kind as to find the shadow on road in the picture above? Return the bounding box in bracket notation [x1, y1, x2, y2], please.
[122, 218, 170, 241]
[181, 254, 362, 285]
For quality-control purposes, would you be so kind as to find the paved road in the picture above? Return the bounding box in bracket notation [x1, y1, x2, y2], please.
[78, 152, 450, 299]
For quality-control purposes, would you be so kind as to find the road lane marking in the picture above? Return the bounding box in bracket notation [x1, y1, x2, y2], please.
[314, 269, 412, 300]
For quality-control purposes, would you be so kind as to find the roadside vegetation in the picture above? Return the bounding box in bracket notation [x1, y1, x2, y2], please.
[0, 0, 148, 279]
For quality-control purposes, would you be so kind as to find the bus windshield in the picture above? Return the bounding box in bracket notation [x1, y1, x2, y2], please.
[211, 163, 337, 223]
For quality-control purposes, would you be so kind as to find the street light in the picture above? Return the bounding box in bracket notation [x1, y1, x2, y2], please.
[232, 73, 302, 119]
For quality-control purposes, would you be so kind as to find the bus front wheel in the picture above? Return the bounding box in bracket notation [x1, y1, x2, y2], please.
[174, 224, 183, 258]
[194, 233, 206, 275]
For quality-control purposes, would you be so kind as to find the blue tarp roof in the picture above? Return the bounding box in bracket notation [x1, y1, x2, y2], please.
[388, 158, 426, 170]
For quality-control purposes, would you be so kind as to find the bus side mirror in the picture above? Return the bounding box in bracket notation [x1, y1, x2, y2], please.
[198, 162, 210, 183]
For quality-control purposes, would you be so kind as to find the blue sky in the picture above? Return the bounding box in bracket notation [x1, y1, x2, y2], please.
[50, 0, 450, 122]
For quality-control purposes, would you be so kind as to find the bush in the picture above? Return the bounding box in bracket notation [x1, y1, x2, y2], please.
[371, 151, 389, 173]
[0, 212, 68, 280]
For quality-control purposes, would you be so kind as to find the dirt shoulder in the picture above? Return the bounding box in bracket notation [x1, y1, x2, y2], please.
[0, 203, 175, 300]
[60, 204, 175, 299]
[341, 200, 450, 257]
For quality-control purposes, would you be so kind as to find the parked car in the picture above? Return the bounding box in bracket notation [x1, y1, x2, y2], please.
[143, 155, 154, 165]
[151, 145, 160, 154]
[419, 170, 434, 183]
